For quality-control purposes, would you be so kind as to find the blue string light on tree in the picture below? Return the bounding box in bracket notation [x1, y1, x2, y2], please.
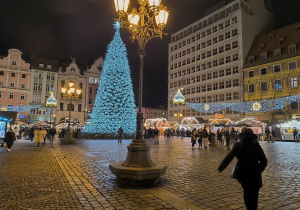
[83, 21, 136, 136]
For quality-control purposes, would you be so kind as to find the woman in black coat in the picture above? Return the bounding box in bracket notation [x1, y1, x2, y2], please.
[218, 128, 268, 210]
[4, 128, 16, 152]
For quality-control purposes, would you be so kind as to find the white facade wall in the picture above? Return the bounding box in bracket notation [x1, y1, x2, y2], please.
[168, 0, 273, 121]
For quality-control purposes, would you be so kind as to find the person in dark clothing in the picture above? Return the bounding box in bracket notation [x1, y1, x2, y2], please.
[224, 129, 230, 147]
[29, 127, 35, 143]
[265, 129, 271, 143]
[217, 129, 222, 146]
[191, 128, 197, 149]
[4, 128, 16, 152]
[293, 129, 298, 141]
[201, 127, 209, 148]
[117, 127, 123, 143]
[218, 128, 268, 210]
[198, 129, 203, 149]
[48, 127, 56, 144]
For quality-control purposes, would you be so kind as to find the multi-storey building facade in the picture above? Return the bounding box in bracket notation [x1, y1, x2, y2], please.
[86, 57, 103, 119]
[28, 56, 59, 124]
[168, 0, 273, 121]
[0, 49, 31, 123]
[56, 58, 87, 125]
[140, 107, 167, 119]
[243, 22, 300, 123]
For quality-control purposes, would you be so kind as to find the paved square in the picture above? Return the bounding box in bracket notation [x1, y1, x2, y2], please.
[0, 137, 299, 209]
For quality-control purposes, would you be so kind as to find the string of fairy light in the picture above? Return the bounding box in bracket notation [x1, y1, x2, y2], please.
[187, 94, 300, 113]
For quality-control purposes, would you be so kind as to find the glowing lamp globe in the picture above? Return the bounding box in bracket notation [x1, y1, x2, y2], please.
[148, 0, 161, 12]
[61, 87, 67, 94]
[128, 8, 140, 26]
[114, 0, 130, 14]
[155, 4, 169, 28]
[76, 89, 82, 95]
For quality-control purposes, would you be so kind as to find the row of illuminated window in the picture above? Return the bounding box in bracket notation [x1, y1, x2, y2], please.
[89, 77, 100, 84]
[0, 91, 25, 100]
[171, 4, 239, 43]
[0, 71, 27, 78]
[89, 87, 98, 95]
[247, 77, 298, 93]
[176, 80, 239, 95]
[170, 65, 239, 81]
[170, 31, 238, 62]
[33, 83, 55, 91]
[248, 45, 297, 64]
[170, 52, 239, 71]
[246, 61, 297, 78]
[38, 64, 52, 70]
[59, 103, 82, 112]
[30, 108, 54, 115]
[34, 72, 55, 80]
[0, 81, 27, 89]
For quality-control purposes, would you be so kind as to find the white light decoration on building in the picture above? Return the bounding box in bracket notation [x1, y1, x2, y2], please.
[173, 89, 185, 104]
[204, 104, 210, 111]
[277, 120, 300, 128]
[252, 102, 261, 111]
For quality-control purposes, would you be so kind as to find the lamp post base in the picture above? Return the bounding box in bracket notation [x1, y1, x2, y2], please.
[60, 131, 77, 144]
[109, 139, 167, 186]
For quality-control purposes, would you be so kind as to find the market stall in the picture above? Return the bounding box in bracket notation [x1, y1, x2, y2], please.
[0, 116, 12, 138]
[277, 120, 300, 141]
[235, 118, 266, 135]
[178, 117, 206, 131]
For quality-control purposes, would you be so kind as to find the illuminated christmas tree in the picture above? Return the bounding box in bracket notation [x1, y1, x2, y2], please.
[84, 22, 136, 137]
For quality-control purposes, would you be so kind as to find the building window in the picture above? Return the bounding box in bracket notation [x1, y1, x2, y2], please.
[213, 26, 217, 33]
[51, 75, 55, 80]
[219, 94, 225, 101]
[219, 34, 224, 42]
[196, 86, 201, 93]
[288, 45, 296, 54]
[219, 81, 224, 89]
[51, 85, 54, 91]
[38, 73, 43, 78]
[202, 75, 206, 81]
[47, 65, 52, 69]
[0, 71, 4, 76]
[219, 58, 224, 65]
[261, 53, 267, 61]
[273, 64, 281, 73]
[47, 74, 51, 80]
[213, 37, 218, 44]
[9, 92, 14, 99]
[248, 71, 254, 78]
[225, 20, 230, 27]
[39, 64, 44, 68]
[232, 53, 238, 61]
[207, 40, 211, 46]
[207, 84, 212, 91]
[219, 70, 224, 77]
[225, 44, 231, 51]
[0, 91, 1, 98]
[33, 83, 38, 90]
[219, 46, 224, 53]
[213, 83, 218, 90]
[201, 86, 206, 92]
[219, 23, 224, 30]
[274, 49, 281, 58]
[60, 103, 64, 110]
[275, 80, 282, 90]
[0, 81, 3, 87]
[89, 98, 92, 104]
[261, 68, 267, 75]
[226, 80, 231, 88]
[261, 82, 268, 91]
[288, 61, 297, 70]
[11, 73, 16, 77]
[22, 74, 26, 78]
[232, 29, 238, 36]
[225, 56, 231, 63]
[226, 93, 232, 101]
[46, 85, 50, 91]
[10, 82, 15, 88]
[20, 84, 25, 89]
[213, 95, 218, 102]
[202, 96, 206, 103]
[226, 68, 231, 75]
[78, 104, 82, 112]
[213, 60, 218, 67]
[248, 57, 254, 64]
[20, 93, 25, 100]
[248, 84, 255, 93]
[233, 92, 239, 100]
[233, 79, 239, 87]
[225, 32, 230, 39]
[67, 104, 74, 111]
[213, 72, 218, 78]
[232, 16, 237, 24]
[232, 66, 239, 74]
[291, 102, 299, 110]
[89, 87, 93, 94]
[289, 77, 298, 88]
[38, 84, 42, 90]
[232, 41, 238, 49]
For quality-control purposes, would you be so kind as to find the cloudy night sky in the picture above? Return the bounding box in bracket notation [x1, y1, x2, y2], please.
[1, 0, 300, 108]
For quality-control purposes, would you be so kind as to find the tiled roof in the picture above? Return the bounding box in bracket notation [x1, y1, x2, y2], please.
[244, 21, 300, 69]
[30, 55, 59, 71]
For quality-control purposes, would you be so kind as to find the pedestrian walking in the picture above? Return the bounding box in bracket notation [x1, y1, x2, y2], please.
[29, 127, 35, 143]
[228, 128, 237, 150]
[48, 127, 56, 145]
[202, 127, 209, 148]
[154, 127, 160, 144]
[217, 129, 222, 146]
[224, 128, 230, 148]
[198, 129, 203, 149]
[191, 128, 197, 149]
[265, 128, 271, 143]
[293, 128, 298, 142]
[117, 127, 123, 143]
[218, 128, 268, 210]
[4, 127, 16, 152]
[43, 128, 47, 146]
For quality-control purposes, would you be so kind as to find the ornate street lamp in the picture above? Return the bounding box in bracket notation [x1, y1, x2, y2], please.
[46, 92, 57, 126]
[110, 0, 169, 186]
[173, 89, 185, 124]
[60, 81, 82, 144]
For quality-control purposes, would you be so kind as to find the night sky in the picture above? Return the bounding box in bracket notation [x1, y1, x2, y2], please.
[1, 0, 300, 108]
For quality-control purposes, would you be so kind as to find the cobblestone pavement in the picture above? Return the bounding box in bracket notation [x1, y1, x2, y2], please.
[0, 136, 299, 210]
